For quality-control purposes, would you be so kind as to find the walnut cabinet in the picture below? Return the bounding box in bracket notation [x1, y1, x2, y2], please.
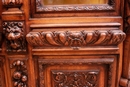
[0, 0, 130, 87]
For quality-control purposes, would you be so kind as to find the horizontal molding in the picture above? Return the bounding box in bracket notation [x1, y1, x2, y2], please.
[30, 23, 121, 28]
[26, 30, 126, 48]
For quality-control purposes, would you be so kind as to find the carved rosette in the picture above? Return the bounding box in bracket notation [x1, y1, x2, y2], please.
[3, 22, 26, 52]
[2, 0, 23, 8]
[52, 71, 99, 87]
[10, 60, 28, 87]
[26, 30, 126, 48]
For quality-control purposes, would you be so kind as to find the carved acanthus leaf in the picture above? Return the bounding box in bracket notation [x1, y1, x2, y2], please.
[26, 30, 126, 48]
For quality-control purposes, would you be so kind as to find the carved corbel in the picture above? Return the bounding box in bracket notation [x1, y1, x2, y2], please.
[2, 0, 23, 14]
[10, 60, 28, 87]
[3, 21, 26, 52]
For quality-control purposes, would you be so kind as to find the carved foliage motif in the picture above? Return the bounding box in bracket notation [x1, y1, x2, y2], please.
[10, 60, 28, 87]
[38, 58, 114, 87]
[2, 0, 23, 8]
[36, 0, 115, 12]
[3, 22, 26, 52]
[52, 71, 99, 87]
[26, 30, 126, 48]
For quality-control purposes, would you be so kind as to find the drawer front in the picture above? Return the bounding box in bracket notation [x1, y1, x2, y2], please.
[34, 55, 117, 87]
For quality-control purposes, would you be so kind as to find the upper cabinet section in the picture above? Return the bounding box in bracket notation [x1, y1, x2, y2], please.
[31, 0, 122, 17]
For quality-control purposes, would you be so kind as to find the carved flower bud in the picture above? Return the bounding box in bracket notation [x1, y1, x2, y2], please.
[13, 71, 22, 79]
[21, 75, 27, 82]
[14, 81, 18, 86]
[16, 60, 21, 66]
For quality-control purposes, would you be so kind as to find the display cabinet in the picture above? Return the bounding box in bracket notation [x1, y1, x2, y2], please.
[0, 0, 129, 87]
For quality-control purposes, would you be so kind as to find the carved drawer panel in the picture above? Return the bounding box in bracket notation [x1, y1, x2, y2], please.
[34, 55, 117, 87]
[26, 23, 126, 51]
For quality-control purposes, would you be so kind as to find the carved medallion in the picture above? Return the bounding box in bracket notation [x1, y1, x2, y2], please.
[26, 30, 126, 48]
[3, 22, 26, 52]
[10, 60, 28, 87]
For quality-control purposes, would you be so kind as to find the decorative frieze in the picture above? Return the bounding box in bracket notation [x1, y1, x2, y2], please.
[26, 30, 126, 48]
[10, 60, 28, 87]
[3, 22, 26, 52]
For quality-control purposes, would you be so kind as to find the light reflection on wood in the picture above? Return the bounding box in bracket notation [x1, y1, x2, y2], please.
[43, 0, 108, 5]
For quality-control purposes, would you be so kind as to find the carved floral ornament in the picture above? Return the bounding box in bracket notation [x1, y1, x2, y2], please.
[3, 22, 26, 52]
[52, 71, 99, 87]
[26, 30, 126, 48]
[10, 60, 28, 87]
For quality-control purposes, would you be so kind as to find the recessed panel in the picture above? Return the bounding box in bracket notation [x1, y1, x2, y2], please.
[43, 0, 108, 5]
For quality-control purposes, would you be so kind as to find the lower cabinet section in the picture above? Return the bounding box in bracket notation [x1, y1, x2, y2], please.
[34, 55, 117, 87]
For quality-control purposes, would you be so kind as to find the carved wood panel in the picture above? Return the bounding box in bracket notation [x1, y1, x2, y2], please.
[3, 22, 26, 52]
[26, 30, 125, 48]
[34, 55, 117, 87]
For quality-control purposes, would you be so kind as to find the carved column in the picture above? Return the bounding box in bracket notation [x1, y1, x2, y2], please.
[120, 0, 130, 87]
[2, 0, 26, 52]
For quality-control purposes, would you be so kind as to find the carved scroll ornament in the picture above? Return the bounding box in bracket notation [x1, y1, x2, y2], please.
[52, 71, 99, 87]
[26, 30, 126, 48]
[11, 60, 28, 87]
[3, 22, 26, 52]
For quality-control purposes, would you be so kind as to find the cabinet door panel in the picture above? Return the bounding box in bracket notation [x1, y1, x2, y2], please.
[34, 55, 117, 87]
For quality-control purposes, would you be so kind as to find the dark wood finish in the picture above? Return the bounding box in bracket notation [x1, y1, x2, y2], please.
[0, 0, 129, 87]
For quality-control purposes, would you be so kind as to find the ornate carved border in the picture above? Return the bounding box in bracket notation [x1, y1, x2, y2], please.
[36, 0, 115, 12]
[37, 57, 115, 87]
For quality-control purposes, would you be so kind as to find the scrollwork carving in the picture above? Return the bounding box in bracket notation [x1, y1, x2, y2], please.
[52, 71, 99, 87]
[11, 60, 28, 87]
[26, 30, 126, 48]
[3, 22, 26, 52]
